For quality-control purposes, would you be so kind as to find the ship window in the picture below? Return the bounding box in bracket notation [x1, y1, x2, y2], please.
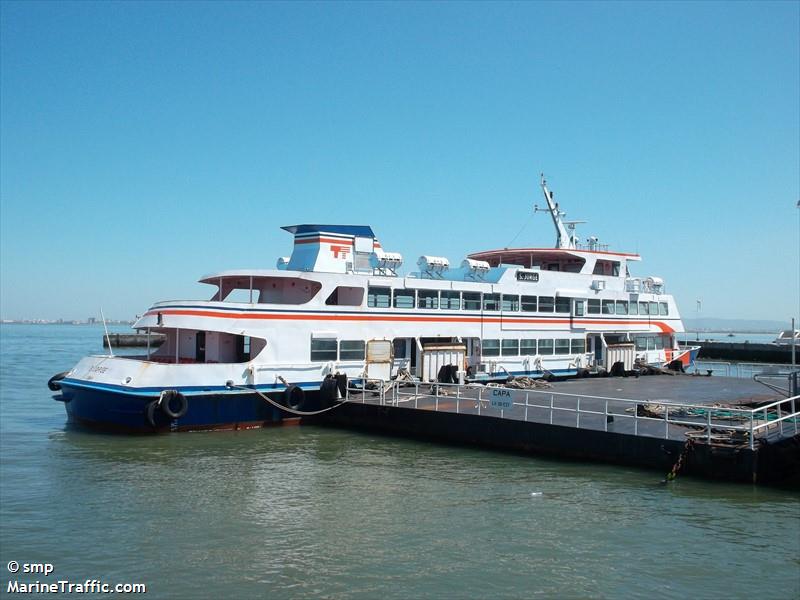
[654, 336, 665, 350]
[311, 338, 337, 362]
[639, 302, 650, 315]
[441, 291, 461, 310]
[616, 301, 628, 315]
[555, 339, 570, 355]
[326, 286, 364, 306]
[339, 340, 366, 360]
[602, 300, 615, 315]
[394, 290, 415, 309]
[538, 339, 554, 355]
[611, 262, 620, 276]
[521, 295, 537, 312]
[501, 295, 520, 311]
[635, 336, 647, 351]
[649, 302, 659, 316]
[588, 299, 600, 314]
[659, 302, 669, 316]
[647, 337, 656, 351]
[555, 297, 571, 313]
[393, 338, 408, 359]
[418, 290, 439, 309]
[520, 339, 537, 354]
[571, 339, 586, 354]
[236, 336, 251, 362]
[483, 293, 500, 311]
[501, 339, 519, 356]
[574, 300, 584, 317]
[482, 339, 500, 357]
[367, 287, 391, 308]
[463, 292, 481, 311]
[538, 296, 554, 312]
[629, 301, 638, 315]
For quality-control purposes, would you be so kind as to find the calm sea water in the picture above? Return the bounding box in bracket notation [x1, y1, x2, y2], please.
[1, 324, 798, 599]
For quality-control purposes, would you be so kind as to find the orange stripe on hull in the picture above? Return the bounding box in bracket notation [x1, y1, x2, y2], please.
[145, 309, 675, 333]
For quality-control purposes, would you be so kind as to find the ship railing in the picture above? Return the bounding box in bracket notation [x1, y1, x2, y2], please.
[345, 380, 800, 450]
[689, 360, 796, 379]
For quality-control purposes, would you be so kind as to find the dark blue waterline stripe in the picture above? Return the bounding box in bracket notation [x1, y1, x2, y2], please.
[59, 378, 326, 397]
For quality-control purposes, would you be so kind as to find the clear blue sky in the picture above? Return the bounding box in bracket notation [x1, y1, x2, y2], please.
[1, 1, 798, 322]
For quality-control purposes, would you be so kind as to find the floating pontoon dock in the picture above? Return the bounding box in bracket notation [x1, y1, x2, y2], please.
[316, 376, 800, 486]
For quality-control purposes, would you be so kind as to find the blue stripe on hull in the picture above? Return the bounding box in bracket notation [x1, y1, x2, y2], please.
[60, 385, 314, 433]
[58, 368, 577, 433]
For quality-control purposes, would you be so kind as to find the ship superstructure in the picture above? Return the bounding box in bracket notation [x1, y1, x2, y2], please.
[53, 175, 697, 431]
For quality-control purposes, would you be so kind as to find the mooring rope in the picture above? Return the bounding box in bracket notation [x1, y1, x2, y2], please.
[227, 383, 352, 416]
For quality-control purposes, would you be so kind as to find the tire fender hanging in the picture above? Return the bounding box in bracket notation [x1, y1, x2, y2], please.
[283, 385, 306, 411]
[160, 390, 188, 419]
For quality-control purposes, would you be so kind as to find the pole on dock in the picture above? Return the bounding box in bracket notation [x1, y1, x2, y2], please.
[792, 317, 796, 370]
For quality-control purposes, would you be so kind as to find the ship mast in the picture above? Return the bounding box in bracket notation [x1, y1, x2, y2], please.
[538, 174, 576, 249]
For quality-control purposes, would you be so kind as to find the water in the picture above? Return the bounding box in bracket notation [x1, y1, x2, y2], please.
[678, 332, 778, 344]
[1, 324, 798, 599]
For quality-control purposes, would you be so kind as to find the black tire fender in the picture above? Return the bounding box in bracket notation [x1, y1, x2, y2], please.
[283, 385, 305, 411]
[48, 371, 69, 391]
[160, 390, 188, 419]
[145, 400, 160, 428]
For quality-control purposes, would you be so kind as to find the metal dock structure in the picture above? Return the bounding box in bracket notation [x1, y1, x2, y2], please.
[315, 375, 800, 486]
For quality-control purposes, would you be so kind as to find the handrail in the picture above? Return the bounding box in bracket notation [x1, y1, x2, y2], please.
[345, 380, 800, 451]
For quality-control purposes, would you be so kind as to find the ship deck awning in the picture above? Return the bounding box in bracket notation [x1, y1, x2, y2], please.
[468, 247, 641, 267]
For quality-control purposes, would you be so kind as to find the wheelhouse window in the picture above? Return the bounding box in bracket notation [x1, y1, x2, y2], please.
[555, 297, 571, 313]
[417, 290, 439, 309]
[616, 301, 628, 315]
[629, 301, 639, 315]
[483, 293, 500, 311]
[538, 339, 554, 355]
[440, 291, 461, 310]
[501, 339, 519, 356]
[649, 302, 659, 315]
[639, 302, 650, 315]
[588, 299, 600, 314]
[367, 286, 391, 308]
[538, 296, 554, 313]
[555, 339, 571, 355]
[521, 295, 537, 312]
[326, 286, 364, 306]
[394, 290, 415, 309]
[463, 292, 481, 311]
[659, 302, 669, 316]
[311, 338, 337, 361]
[339, 340, 366, 360]
[501, 295, 520, 311]
[521, 339, 537, 354]
[482, 339, 500, 357]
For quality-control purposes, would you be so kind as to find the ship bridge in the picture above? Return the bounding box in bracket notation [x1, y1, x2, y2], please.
[468, 247, 641, 277]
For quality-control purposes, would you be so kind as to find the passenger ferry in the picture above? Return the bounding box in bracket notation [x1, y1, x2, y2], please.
[51, 175, 698, 432]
